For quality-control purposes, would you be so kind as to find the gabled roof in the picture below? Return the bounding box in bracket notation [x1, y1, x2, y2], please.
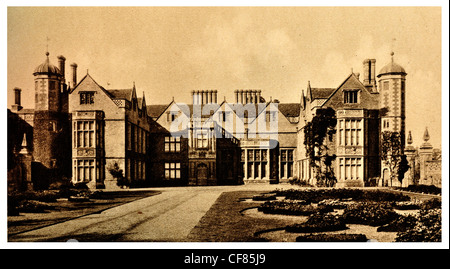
[310, 88, 335, 100]
[147, 104, 171, 119]
[69, 73, 113, 99]
[107, 89, 133, 101]
[278, 103, 301, 117]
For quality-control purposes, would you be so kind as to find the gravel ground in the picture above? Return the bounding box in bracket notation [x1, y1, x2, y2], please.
[8, 190, 160, 236]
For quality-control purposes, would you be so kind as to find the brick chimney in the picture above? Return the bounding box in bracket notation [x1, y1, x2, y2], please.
[11, 87, 23, 112]
[57, 55, 66, 82]
[70, 63, 78, 88]
[363, 59, 376, 90]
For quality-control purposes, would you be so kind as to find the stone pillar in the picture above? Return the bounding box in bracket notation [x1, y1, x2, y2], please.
[418, 128, 433, 184]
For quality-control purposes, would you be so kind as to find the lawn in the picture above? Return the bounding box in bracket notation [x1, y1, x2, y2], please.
[8, 190, 160, 237]
[187, 188, 441, 242]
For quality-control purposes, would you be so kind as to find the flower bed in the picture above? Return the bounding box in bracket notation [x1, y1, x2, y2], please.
[377, 215, 417, 232]
[258, 200, 333, 216]
[296, 233, 367, 242]
[393, 201, 421, 210]
[286, 212, 347, 233]
[252, 193, 277, 201]
[318, 199, 351, 209]
[273, 189, 410, 203]
[395, 208, 441, 242]
[342, 202, 399, 226]
[17, 200, 55, 213]
[420, 198, 441, 210]
[395, 184, 441, 195]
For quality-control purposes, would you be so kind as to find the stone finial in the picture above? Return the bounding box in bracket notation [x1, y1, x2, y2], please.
[19, 133, 29, 155]
[423, 127, 430, 142]
[407, 130, 413, 145]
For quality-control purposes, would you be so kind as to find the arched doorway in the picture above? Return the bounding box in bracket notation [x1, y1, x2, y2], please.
[382, 168, 390, 187]
[197, 163, 208, 185]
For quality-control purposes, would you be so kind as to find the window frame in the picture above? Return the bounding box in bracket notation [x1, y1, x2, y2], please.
[164, 136, 181, 152]
[164, 162, 181, 180]
[343, 90, 359, 104]
[80, 91, 95, 105]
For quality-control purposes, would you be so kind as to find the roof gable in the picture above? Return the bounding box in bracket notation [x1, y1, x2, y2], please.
[310, 88, 335, 100]
[322, 73, 379, 109]
[107, 89, 133, 101]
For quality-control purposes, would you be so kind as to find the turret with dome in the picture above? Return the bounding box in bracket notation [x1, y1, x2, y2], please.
[377, 51, 407, 140]
[377, 51, 408, 187]
[32, 50, 72, 185]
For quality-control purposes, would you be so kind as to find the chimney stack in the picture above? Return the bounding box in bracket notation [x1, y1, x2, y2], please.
[57, 55, 66, 82]
[70, 63, 78, 88]
[363, 59, 376, 89]
[11, 87, 23, 112]
[235, 90, 239, 103]
[213, 90, 217, 103]
[257, 90, 261, 103]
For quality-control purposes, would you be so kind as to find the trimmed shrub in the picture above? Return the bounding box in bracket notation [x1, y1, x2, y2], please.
[396, 184, 441, 195]
[252, 193, 277, 201]
[393, 201, 421, 210]
[258, 200, 333, 216]
[377, 215, 417, 232]
[318, 199, 350, 209]
[17, 200, 55, 213]
[296, 233, 367, 242]
[286, 213, 347, 233]
[274, 189, 410, 203]
[420, 198, 441, 210]
[343, 202, 399, 226]
[395, 208, 441, 242]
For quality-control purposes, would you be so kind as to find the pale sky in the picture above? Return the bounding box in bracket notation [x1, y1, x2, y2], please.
[6, 5, 446, 148]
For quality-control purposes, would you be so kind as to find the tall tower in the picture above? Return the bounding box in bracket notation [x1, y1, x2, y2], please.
[377, 52, 407, 187]
[32, 51, 71, 188]
[377, 52, 407, 145]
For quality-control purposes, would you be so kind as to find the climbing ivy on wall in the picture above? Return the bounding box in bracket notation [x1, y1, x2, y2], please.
[303, 107, 337, 187]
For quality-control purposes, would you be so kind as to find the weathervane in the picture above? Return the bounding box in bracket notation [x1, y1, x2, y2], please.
[46, 36, 50, 55]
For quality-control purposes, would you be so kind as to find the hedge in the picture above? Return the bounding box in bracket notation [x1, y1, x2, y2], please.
[395, 208, 441, 242]
[286, 213, 347, 233]
[258, 200, 333, 216]
[377, 215, 417, 232]
[395, 184, 441, 195]
[296, 233, 367, 242]
[273, 189, 410, 203]
[342, 202, 399, 226]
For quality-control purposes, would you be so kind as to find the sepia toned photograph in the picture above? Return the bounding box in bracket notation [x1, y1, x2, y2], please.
[4, 3, 447, 250]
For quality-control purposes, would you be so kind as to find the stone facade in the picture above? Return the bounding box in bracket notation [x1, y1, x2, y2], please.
[9, 51, 439, 190]
[297, 55, 408, 187]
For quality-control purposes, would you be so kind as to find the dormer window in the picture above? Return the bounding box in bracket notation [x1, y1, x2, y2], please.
[80, 92, 95, 105]
[344, 90, 359, 104]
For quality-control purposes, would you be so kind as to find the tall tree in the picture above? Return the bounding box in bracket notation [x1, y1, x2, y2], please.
[303, 107, 337, 187]
[380, 131, 410, 186]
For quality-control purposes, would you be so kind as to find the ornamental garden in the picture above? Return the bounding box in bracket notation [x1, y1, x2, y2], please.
[246, 188, 441, 242]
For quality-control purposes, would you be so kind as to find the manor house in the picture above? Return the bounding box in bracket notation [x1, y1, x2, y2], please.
[8, 51, 416, 190]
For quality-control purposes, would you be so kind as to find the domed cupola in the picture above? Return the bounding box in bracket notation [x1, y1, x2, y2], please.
[377, 52, 407, 77]
[33, 52, 62, 77]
